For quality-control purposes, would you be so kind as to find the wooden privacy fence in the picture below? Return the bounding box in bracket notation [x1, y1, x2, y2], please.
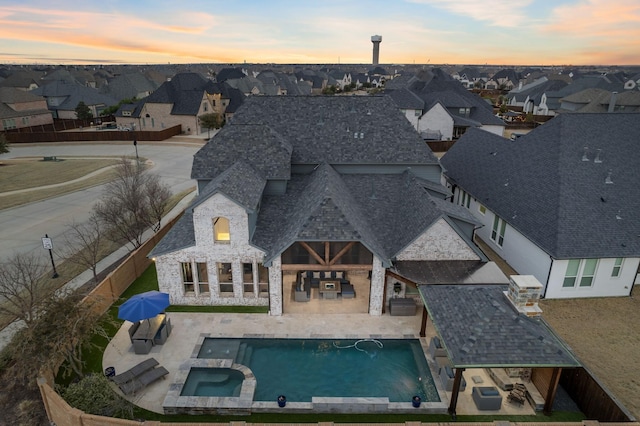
[5, 125, 181, 143]
[36, 378, 640, 426]
[561, 367, 634, 422]
[79, 214, 182, 317]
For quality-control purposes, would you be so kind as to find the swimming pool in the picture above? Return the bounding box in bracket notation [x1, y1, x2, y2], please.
[195, 337, 439, 403]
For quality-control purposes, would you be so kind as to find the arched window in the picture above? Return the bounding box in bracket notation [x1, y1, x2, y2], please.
[213, 217, 230, 242]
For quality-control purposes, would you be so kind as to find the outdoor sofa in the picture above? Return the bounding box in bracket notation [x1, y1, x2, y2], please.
[472, 386, 503, 410]
[439, 365, 466, 392]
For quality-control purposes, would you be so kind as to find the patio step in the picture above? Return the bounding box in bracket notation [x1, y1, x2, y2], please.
[241, 346, 253, 366]
[235, 343, 247, 364]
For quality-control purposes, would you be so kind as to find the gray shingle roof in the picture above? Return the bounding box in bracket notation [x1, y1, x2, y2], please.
[395, 260, 509, 284]
[192, 124, 292, 181]
[227, 96, 439, 165]
[252, 164, 386, 263]
[441, 114, 640, 258]
[193, 161, 266, 213]
[148, 211, 195, 258]
[250, 167, 476, 264]
[32, 80, 118, 111]
[386, 87, 425, 110]
[145, 72, 216, 115]
[420, 285, 581, 368]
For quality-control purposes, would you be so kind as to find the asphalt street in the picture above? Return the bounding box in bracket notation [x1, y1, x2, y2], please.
[0, 139, 204, 265]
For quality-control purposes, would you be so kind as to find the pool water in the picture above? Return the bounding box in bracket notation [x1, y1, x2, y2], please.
[197, 338, 439, 402]
[181, 368, 244, 397]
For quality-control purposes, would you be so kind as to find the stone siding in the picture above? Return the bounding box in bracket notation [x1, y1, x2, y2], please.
[368, 256, 385, 315]
[155, 193, 269, 307]
[396, 218, 479, 261]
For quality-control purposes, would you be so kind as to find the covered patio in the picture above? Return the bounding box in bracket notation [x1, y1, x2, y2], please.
[417, 283, 582, 418]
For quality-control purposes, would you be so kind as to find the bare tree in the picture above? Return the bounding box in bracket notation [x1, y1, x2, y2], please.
[145, 173, 172, 232]
[93, 157, 171, 250]
[62, 213, 106, 284]
[0, 252, 50, 329]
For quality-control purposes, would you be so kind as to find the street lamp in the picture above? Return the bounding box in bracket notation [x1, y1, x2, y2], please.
[133, 139, 139, 162]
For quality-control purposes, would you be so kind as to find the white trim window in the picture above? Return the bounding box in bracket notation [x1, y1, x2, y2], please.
[563, 259, 599, 288]
[181, 261, 210, 296]
[611, 258, 623, 277]
[213, 217, 231, 243]
[491, 216, 506, 247]
[478, 204, 486, 215]
[217, 262, 233, 296]
[459, 190, 471, 209]
[181, 262, 194, 293]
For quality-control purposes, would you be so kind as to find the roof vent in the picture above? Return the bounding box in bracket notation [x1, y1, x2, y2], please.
[369, 182, 377, 200]
[605, 170, 614, 184]
[582, 147, 590, 161]
[616, 210, 622, 220]
[359, 132, 364, 139]
[366, 110, 372, 116]
[594, 149, 603, 164]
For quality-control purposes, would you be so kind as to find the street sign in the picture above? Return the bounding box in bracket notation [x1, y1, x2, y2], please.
[42, 237, 53, 250]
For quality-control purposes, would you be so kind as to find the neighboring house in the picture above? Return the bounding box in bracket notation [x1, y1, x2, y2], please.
[0, 87, 53, 130]
[225, 76, 265, 96]
[387, 68, 505, 140]
[149, 96, 489, 315]
[558, 88, 640, 113]
[31, 80, 118, 119]
[543, 75, 627, 114]
[506, 77, 568, 116]
[294, 69, 331, 93]
[255, 70, 312, 96]
[490, 69, 521, 90]
[325, 69, 352, 90]
[216, 67, 247, 83]
[0, 70, 42, 91]
[100, 72, 158, 101]
[440, 114, 640, 299]
[116, 73, 243, 135]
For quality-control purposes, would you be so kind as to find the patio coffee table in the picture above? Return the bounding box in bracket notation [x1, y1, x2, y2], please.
[319, 281, 341, 299]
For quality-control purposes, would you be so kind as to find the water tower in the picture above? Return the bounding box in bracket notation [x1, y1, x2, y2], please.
[371, 35, 382, 65]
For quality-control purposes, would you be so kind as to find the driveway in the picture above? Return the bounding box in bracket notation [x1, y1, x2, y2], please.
[0, 139, 204, 263]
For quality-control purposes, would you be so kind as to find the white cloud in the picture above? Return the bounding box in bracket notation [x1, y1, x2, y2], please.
[407, 0, 533, 27]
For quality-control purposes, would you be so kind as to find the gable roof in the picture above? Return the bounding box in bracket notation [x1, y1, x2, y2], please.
[145, 72, 216, 115]
[387, 87, 425, 110]
[193, 161, 266, 213]
[394, 68, 504, 127]
[253, 164, 386, 263]
[191, 124, 292, 181]
[441, 114, 640, 258]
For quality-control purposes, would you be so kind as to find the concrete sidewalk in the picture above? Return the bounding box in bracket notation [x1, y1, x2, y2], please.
[0, 191, 195, 352]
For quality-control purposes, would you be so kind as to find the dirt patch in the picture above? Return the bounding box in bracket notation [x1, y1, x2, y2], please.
[540, 294, 640, 419]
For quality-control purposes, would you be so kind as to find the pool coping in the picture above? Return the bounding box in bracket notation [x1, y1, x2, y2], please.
[163, 333, 449, 415]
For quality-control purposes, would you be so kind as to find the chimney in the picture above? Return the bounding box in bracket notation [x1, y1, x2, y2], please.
[608, 91, 618, 113]
[505, 275, 543, 317]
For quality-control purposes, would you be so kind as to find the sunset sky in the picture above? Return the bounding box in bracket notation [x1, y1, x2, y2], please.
[1, 0, 639, 66]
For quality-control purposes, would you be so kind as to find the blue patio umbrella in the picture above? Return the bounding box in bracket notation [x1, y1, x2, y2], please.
[118, 290, 170, 323]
